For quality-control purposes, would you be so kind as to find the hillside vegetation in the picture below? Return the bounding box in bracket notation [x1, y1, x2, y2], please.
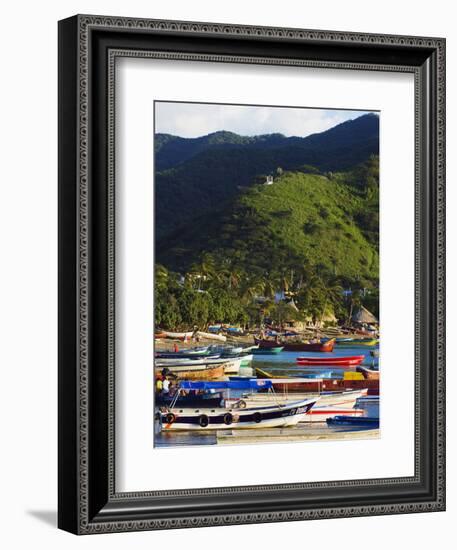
[155, 113, 379, 240]
[157, 163, 379, 287]
[154, 114, 380, 329]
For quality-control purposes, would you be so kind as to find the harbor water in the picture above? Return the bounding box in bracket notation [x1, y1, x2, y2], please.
[155, 344, 380, 448]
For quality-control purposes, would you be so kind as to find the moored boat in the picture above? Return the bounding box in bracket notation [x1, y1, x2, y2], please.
[155, 356, 243, 374]
[255, 370, 380, 394]
[155, 351, 219, 360]
[326, 416, 379, 428]
[155, 363, 225, 380]
[336, 338, 378, 347]
[296, 354, 364, 367]
[282, 339, 335, 352]
[156, 330, 227, 342]
[158, 380, 318, 430]
[296, 355, 365, 369]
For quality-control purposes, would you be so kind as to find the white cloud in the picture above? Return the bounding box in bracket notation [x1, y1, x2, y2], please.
[155, 101, 375, 138]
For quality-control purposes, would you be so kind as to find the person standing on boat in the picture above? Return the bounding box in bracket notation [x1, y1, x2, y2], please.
[156, 377, 163, 395]
[162, 377, 170, 395]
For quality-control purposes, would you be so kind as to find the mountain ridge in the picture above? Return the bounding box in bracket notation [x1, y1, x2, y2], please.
[155, 113, 379, 241]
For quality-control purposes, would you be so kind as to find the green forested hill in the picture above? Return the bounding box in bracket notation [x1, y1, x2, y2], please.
[155, 114, 379, 240]
[154, 114, 379, 328]
[157, 162, 379, 288]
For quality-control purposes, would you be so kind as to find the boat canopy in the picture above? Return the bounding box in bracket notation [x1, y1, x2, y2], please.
[179, 379, 273, 390]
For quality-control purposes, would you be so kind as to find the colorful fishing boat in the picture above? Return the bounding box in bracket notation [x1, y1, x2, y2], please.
[237, 388, 367, 423]
[155, 350, 217, 360]
[155, 363, 225, 380]
[156, 330, 227, 342]
[155, 356, 242, 374]
[302, 390, 367, 422]
[158, 380, 319, 430]
[336, 338, 378, 347]
[255, 369, 380, 395]
[296, 354, 364, 367]
[282, 338, 335, 352]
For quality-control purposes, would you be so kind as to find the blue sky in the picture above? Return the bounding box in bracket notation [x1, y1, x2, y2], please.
[155, 101, 376, 138]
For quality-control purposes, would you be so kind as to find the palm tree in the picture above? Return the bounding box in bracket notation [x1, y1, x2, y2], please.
[189, 253, 218, 290]
[222, 264, 243, 291]
[239, 276, 265, 304]
[317, 276, 343, 324]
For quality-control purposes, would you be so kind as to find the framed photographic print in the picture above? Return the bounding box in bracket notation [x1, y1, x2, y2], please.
[58, 14, 446, 534]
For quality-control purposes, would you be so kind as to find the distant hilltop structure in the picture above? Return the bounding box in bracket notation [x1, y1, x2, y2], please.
[264, 175, 274, 185]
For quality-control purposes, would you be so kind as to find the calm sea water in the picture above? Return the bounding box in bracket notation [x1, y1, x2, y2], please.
[154, 345, 380, 448]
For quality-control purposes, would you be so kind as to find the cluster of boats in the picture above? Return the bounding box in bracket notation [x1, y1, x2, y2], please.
[154, 334, 380, 433]
[155, 344, 257, 379]
[254, 335, 378, 352]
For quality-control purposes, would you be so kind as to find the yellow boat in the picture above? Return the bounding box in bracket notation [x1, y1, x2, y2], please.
[336, 338, 378, 347]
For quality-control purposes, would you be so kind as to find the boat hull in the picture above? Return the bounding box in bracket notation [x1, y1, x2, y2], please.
[283, 340, 335, 352]
[296, 354, 364, 366]
[267, 378, 379, 395]
[159, 398, 317, 430]
[327, 416, 379, 428]
[155, 364, 225, 380]
[337, 339, 378, 347]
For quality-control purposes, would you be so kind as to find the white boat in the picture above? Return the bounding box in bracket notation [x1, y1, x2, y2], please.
[158, 330, 227, 342]
[301, 389, 367, 423]
[235, 388, 367, 423]
[158, 380, 319, 431]
[221, 357, 243, 374]
[155, 355, 221, 365]
[156, 356, 243, 375]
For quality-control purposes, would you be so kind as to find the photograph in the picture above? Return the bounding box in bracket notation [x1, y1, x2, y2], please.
[153, 101, 380, 447]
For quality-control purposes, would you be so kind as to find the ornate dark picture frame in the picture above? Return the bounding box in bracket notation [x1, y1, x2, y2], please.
[58, 14, 445, 534]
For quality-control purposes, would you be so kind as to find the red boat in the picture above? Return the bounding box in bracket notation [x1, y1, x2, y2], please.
[296, 355, 364, 367]
[282, 339, 335, 352]
[272, 378, 379, 395]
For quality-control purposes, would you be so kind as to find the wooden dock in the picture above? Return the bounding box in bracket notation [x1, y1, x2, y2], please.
[216, 425, 380, 445]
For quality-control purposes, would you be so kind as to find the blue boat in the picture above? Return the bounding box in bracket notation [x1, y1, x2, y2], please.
[326, 416, 379, 428]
